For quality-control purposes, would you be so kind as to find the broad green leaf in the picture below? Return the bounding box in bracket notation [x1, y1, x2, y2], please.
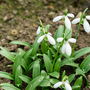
[21, 59, 28, 73]
[61, 58, 74, 67]
[10, 41, 31, 47]
[68, 74, 75, 83]
[31, 34, 41, 56]
[73, 76, 82, 90]
[23, 48, 33, 63]
[13, 54, 22, 77]
[15, 65, 22, 88]
[48, 71, 60, 79]
[0, 47, 15, 62]
[80, 54, 90, 73]
[26, 76, 44, 90]
[65, 28, 72, 39]
[41, 70, 47, 77]
[39, 80, 51, 87]
[72, 85, 80, 89]
[33, 61, 40, 78]
[41, 40, 48, 53]
[54, 25, 64, 39]
[0, 71, 14, 80]
[28, 59, 40, 72]
[50, 78, 59, 84]
[18, 48, 25, 57]
[54, 58, 61, 72]
[76, 68, 89, 86]
[19, 75, 31, 84]
[44, 24, 50, 31]
[47, 50, 53, 60]
[43, 54, 52, 73]
[1, 83, 20, 90]
[73, 47, 90, 61]
[66, 61, 78, 67]
[61, 70, 65, 80]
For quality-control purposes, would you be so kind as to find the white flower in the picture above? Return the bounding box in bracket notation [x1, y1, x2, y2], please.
[53, 13, 74, 29]
[57, 37, 76, 56]
[72, 15, 90, 33]
[37, 33, 55, 45]
[37, 26, 45, 35]
[53, 80, 72, 90]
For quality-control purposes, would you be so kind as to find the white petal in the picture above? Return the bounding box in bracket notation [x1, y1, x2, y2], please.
[65, 43, 72, 56]
[48, 32, 52, 36]
[72, 18, 80, 24]
[61, 43, 66, 54]
[86, 15, 90, 20]
[37, 26, 40, 35]
[53, 82, 62, 88]
[53, 16, 63, 22]
[67, 13, 74, 18]
[68, 38, 76, 43]
[47, 34, 55, 45]
[57, 37, 64, 42]
[65, 16, 71, 29]
[65, 82, 72, 90]
[37, 35, 45, 43]
[83, 19, 90, 33]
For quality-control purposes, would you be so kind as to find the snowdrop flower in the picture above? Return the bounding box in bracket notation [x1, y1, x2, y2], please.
[57, 37, 76, 56]
[37, 26, 45, 35]
[53, 10, 74, 29]
[37, 32, 55, 45]
[53, 80, 72, 90]
[72, 15, 90, 33]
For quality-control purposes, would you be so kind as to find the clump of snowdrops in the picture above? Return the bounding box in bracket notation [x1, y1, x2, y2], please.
[0, 8, 90, 90]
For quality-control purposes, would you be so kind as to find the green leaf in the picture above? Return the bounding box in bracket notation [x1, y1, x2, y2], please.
[43, 54, 52, 73]
[18, 48, 25, 57]
[10, 41, 31, 47]
[50, 78, 59, 84]
[47, 50, 53, 60]
[80, 54, 90, 73]
[61, 70, 65, 80]
[44, 24, 50, 31]
[23, 48, 33, 63]
[73, 47, 90, 61]
[28, 59, 40, 72]
[73, 76, 82, 90]
[72, 85, 80, 89]
[13, 54, 22, 77]
[65, 28, 72, 39]
[68, 74, 75, 83]
[1, 83, 20, 90]
[19, 75, 31, 84]
[15, 65, 22, 88]
[33, 61, 40, 78]
[61, 58, 74, 67]
[48, 71, 60, 79]
[0, 47, 15, 62]
[66, 61, 78, 67]
[26, 76, 44, 90]
[54, 25, 64, 39]
[41, 70, 47, 77]
[39, 80, 51, 87]
[31, 34, 41, 56]
[54, 58, 61, 72]
[0, 71, 14, 80]
[76, 68, 89, 86]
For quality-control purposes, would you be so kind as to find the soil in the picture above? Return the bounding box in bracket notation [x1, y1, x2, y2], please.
[0, 0, 90, 90]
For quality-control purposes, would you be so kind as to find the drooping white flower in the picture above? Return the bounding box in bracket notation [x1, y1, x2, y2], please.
[53, 80, 72, 90]
[37, 26, 45, 35]
[37, 33, 55, 45]
[57, 37, 76, 56]
[72, 15, 90, 33]
[53, 13, 74, 29]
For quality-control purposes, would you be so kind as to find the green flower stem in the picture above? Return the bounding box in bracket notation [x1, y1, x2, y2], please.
[51, 31, 71, 72]
[72, 8, 88, 56]
[63, 24, 66, 38]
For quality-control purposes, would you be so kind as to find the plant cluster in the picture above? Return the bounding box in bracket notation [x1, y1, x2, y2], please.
[0, 8, 90, 90]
